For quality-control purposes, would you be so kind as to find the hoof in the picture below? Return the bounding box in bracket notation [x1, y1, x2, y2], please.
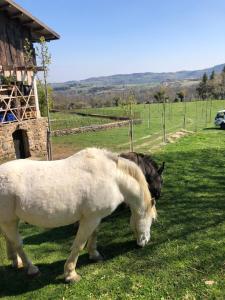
[89, 253, 104, 263]
[27, 265, 40, 278]
[65, 273, 81, 283]
[27, 270, 41, 279]
[12, 258, 23, 269]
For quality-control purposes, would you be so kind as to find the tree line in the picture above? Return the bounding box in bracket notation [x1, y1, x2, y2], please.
[196, 67, 225, 100]
[52, 68, 225, 110]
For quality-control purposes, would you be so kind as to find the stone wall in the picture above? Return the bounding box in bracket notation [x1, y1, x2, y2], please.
[52, 119, 142, 137]
[0, 118, 48, 160]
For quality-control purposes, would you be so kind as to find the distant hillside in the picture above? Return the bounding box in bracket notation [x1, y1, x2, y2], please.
[52, 63, 225, 90]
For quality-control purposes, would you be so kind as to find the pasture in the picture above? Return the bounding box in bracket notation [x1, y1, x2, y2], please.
[50, 112, 115, 131]
[51, 100, 225, 157]
[0, 100, 225, 299]
[0, 127, 224, 299]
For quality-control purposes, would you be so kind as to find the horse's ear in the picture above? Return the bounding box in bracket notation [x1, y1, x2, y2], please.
[158, 162, 165, 175]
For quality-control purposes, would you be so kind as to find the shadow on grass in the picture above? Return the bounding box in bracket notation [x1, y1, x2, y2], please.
[23, 224, 76, 245]
[0, 237, 137, 297]
[202, 127, 222, 130]
[0, 143, 225, 297]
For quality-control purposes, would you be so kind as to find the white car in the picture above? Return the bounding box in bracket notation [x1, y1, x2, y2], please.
[215, 110, 225, 129]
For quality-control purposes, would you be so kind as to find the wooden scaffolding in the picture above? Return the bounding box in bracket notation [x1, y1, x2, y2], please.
[0, 67, 38, 124]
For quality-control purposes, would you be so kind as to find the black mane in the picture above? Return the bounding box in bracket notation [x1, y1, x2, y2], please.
[120, 152, 164, 200]
[120, 152, 159, 177]
[137, 153, 159, 174]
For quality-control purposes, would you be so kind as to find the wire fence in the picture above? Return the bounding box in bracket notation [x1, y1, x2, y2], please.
[0, 99, 224, 263]
[51, 99, 225, 157]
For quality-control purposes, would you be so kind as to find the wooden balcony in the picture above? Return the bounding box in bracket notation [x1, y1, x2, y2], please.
[0, 84, 37, 124]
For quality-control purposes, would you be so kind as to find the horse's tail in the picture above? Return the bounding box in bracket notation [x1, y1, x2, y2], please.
[106, 152, 157, 220]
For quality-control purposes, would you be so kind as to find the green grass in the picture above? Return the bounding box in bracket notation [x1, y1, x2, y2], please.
[74, 100, 225, 129]
[50, 112, 115, 131]
[52, 100, 225, 153]
[0, 129, 224, 299]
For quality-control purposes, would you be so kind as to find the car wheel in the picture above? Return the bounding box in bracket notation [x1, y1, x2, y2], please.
[220, 123, 225, 130]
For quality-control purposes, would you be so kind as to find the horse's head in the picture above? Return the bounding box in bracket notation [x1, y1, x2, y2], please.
[146, 162, 165, 200]
[130, 203, 157, 247]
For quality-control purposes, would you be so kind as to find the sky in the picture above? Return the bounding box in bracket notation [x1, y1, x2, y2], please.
[15, 0, 225, 82]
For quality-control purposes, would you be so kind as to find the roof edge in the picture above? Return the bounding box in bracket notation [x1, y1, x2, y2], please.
[1, 0, 60, 41]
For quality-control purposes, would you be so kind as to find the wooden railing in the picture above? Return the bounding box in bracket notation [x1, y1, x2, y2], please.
[0, 84, 37, 124]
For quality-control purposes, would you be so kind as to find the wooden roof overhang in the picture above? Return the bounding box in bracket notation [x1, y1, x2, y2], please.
[0, 0, 60, 42]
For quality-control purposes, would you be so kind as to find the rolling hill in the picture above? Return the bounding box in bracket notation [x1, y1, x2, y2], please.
[52, 63, 225, 90]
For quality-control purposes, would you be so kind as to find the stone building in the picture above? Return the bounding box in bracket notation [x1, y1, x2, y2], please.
[0, 0, 59, 159]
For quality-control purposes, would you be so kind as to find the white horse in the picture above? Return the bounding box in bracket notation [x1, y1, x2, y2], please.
[0, 148, 157, 283]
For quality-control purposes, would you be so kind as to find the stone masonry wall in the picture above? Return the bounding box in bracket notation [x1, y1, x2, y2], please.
[0, 118, 48, 160]
[52, 119, 142, 137]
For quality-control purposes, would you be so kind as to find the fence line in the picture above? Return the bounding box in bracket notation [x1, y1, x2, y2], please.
[51, 100, 225, 154]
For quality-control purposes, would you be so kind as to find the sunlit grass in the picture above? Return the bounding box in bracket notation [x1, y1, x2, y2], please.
[52, 100, 225, 154]
[0, 129, 224, 299]
[50, 112, 114, 130]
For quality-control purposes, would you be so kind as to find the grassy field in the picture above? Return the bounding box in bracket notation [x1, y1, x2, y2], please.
[51, 100, 225, 157]
[0, 128, 224, 299]
[0, 100, 225, 298]
[50, 112, 114, 131]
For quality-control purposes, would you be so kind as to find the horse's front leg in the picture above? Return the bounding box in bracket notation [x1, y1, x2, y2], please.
[87, 228, 103, 262]
[5, 238, 23, 269]
[64, 217, 101, 283]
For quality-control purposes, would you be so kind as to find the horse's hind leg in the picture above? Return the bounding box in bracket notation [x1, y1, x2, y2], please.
[5, 237, 23, 269]
[0, 221, 39, 276]
[1, 223, 22, 268]
[87, 228, 103, 262]
[64, 217, 101, 283]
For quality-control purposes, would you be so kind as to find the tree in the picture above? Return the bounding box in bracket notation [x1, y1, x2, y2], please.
[210, 70, 215, 80]
[113, 96, 120, 107]
[221, 67, 225, 88]
[36, 36, 52, 160]
[196, 73, 209, 99]
[24, 38, 35, 70]
[176, 91, 185, 102]
[202, 72, 208, 84]
[121, 90, 136, 118]
[121, 90, 137, 151]
[210, 68, 225, 99]
[154, 90, 165, 103]
[154, 87, 167, 142]
[37, 81, 53, 116]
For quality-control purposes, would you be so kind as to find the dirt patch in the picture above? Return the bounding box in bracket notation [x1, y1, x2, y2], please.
[51, 144, 80, 160]
[118, 131, 164, 148]
[134, 129, 194, 153]
[166, 129, 194, 144]
[135, 135, 163, 150]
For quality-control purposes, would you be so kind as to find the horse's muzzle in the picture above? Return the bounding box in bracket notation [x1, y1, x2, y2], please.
[136, 235, 150, 247]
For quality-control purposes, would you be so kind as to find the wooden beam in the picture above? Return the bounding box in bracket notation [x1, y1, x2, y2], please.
[36, 66, 44, 71]
[22, 20, 34, 25]
[0, 65, 44, 71]
[11, 12, 23, 19]
[0, 3, 11, 9]
[0, 0, 60, 41]
[32, 27, 45, 32]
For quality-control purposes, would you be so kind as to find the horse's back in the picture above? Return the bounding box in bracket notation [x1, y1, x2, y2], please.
[0, 149, 123, 227]
[0, 158, 77, 225]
